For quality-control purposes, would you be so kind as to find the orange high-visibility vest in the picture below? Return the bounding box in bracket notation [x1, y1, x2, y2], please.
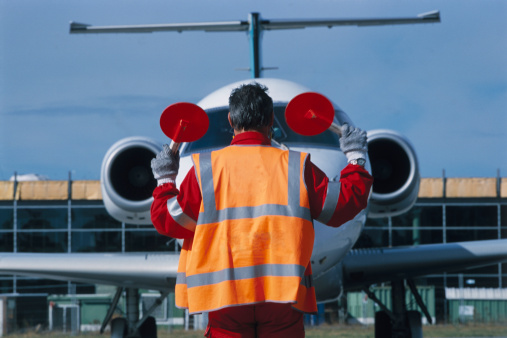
[175, 145, 317, 314]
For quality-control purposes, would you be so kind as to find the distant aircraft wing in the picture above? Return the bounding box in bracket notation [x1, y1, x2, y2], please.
[69, 11, 440, 34]
[341, 239, 507, 290]
[0, 252, 179, 291]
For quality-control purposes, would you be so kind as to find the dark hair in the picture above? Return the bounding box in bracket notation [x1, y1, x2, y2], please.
[228, 83, 273, 131]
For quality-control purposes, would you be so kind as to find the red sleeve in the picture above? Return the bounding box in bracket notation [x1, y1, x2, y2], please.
[305, 160, 329, 219]
[150, 167, 202, 239]
[305, 160, 373, 227]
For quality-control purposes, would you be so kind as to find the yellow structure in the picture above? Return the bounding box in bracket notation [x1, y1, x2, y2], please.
[2, 178, 505, 201]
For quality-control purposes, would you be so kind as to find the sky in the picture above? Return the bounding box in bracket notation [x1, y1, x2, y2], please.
[1, 0, 506, 180]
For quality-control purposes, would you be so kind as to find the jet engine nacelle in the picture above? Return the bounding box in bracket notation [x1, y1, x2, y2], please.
[367, 130, 420, 218]
[101, 137, 162, 224]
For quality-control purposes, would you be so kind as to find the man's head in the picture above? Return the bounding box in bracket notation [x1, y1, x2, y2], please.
[228, 83, 273, 133]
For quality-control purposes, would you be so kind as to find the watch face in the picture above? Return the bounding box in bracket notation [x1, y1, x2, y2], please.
[357, 158, 366, 166]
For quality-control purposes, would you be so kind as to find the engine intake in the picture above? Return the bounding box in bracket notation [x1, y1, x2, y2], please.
[101, 137, 162, 224]
[367, 130, 420, 218]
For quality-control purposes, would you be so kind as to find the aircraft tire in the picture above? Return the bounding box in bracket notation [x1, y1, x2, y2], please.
[139, 316, 158, 338]
[374, 311, 392, 338]
[407, 310, 422, 338]
[111, 317, 127, 338]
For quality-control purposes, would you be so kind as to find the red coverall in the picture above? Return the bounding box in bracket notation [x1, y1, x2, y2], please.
[151, 131, 373, 337]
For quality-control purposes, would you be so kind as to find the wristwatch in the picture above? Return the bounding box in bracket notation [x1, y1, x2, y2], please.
[349, 158, 366, 167]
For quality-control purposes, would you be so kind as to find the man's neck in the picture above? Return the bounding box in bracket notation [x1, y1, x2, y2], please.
[231, 131, 271, 146]
[233, 127, 270, 138]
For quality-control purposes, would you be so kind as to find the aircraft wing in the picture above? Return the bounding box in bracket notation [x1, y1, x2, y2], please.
[69, 11, 440, 34]
[2, 239, 505, 293]
[0, 252, 179, 291]
[341, 239, 507, 291]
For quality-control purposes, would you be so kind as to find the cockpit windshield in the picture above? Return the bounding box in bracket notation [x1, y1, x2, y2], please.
[182, 104, 341, 154]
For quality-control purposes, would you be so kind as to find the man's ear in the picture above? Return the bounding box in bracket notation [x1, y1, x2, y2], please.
[228, 113, 234, 128]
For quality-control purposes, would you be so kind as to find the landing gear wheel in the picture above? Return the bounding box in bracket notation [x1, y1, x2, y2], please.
[374, 311, 392, 338]
[139, 316, 157, 338]
[111, 317, 127, 338]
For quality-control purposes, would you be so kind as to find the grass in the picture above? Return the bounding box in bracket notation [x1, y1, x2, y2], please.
[4, 324, 507, 338]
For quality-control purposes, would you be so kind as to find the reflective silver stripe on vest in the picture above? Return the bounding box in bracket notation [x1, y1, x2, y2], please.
[167, 196, 196, 229]
[182, 263, 306, 289]
[213, 204, 311, 221]
[197, 150, 311, 225]
[316, 180, 341, 224]
[198, 152, 219, 221]
[176, 272, 186, 285]
[178, 267, 313, 289]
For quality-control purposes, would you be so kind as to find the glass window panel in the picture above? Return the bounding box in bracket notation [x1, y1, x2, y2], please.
[125, 223, 153, 229]
[17, 278, 69, 294]
[424, 277, 444, 288]
[15, 278, 95, 294]
[462, 265, 498, 274]
[271, 106, 341, 148]
[71, 231, 122, 253]
[446, 206, 497, 227]
[75, 283, 96, 294]
[392, 206, 443, 228]
[17, 231, 67, 253]
[365, 217, 389, 228]
[0, 209, 13, 230]
[392, 229, 443, 246]
[17, 208, 67, 230]
[471, 277, 504, 288]
[353, 229, 389, 249]
[445, 276, 501, 289]
[125, 230, 172, 252]
[501, 205, 507, 238]
[446, 229, 498, 243]
[0, 233, 14, 252]
[71, 208, 121, 229]
[183, 105, 340, 154]
[0, 278, 13, 294]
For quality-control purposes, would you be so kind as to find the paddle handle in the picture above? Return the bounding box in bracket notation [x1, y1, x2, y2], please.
[168, 119, 189, 153]
[169, 140, 180, 153]
[328, 122, 342, 137]
[305, 109, 342, 136]
[303, 108, 342, 137]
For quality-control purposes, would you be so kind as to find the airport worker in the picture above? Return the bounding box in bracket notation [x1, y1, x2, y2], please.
[150, 83, 373, 337]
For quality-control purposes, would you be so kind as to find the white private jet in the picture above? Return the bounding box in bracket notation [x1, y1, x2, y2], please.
[1, 12, 506, 338]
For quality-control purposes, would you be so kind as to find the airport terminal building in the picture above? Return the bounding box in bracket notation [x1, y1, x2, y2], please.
[0, 174, 506, 328]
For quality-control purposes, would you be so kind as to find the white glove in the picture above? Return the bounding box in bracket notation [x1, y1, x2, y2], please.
[339, 124, 368, 162]
[151, 145, 179, 185]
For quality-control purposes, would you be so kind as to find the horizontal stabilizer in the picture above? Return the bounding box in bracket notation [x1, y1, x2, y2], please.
[418, 10, 440, 20]
[263, 11, 440, 30]
[69, 11, 440, 34]
[69, 22, 90, 32]
[69, 21, 247, 34]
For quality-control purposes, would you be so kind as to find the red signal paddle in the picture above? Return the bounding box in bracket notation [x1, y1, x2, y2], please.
[285, 92, 341, 137]
[160, 102, 209, 153]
